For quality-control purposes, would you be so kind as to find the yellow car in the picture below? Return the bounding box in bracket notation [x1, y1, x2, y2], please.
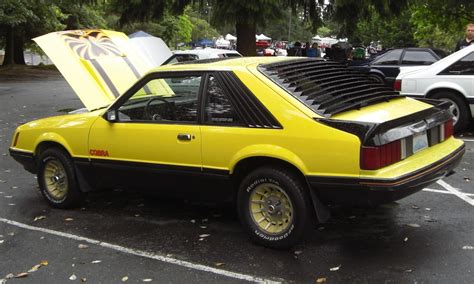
[9, 30, 465, 248]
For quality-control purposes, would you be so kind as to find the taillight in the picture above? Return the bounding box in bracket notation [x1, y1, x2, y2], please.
[361, 140, 401, 170]
[393, 79, 401, 91]
[441, 119, 453, 140]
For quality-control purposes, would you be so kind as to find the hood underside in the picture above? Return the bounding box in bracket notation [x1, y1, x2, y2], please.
[34, 29, 162, 111]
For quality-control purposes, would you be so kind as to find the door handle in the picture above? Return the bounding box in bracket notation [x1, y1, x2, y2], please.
[177, 133, 193, 141]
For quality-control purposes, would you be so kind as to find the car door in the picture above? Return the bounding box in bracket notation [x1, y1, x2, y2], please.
[88, 73, 203, 188]
[370, 49, 403, 86]
[437, 51, 474, 102]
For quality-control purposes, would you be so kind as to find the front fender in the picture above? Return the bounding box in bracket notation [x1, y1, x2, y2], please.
[229, 144, 308, 175]
[34, 132, 76, 156]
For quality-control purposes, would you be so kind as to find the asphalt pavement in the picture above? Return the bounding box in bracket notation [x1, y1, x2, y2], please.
[0, 72, 473, 283]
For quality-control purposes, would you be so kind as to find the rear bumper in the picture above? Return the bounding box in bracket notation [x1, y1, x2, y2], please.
[307, 144, 465, 206]
[9, 148, 36, 174]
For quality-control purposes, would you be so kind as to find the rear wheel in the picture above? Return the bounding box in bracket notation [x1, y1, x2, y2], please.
[431, 91, 470, 133]
[368, 73, 385, 84]
[37, 148, 84, 208]
[237, 167, 311, 249]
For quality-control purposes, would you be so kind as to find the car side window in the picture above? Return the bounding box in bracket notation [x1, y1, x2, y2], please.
[117, 75, 202, 123]
[439, 52, 474, 75]
[204, 75, 243, 125]
[401, 51, 437, 65]
[372, 49, 403, 65]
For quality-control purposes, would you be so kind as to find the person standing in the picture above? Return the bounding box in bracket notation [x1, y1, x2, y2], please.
[455, 23, 474, 51]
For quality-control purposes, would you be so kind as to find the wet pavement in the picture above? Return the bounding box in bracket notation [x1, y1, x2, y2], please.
[1, 73, 473, 283]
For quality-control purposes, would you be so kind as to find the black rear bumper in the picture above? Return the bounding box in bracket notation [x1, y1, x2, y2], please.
[307, 144, 465, 206]
[9, 149, 36, 173]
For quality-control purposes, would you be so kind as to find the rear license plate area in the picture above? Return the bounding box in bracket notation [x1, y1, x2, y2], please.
[413, 131, 428, 153]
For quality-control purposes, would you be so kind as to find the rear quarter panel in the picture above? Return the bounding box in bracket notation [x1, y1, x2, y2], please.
[200, 68, 362, 178]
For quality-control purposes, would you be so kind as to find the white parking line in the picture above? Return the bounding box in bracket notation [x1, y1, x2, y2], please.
[0, 217, 281, 284]
[423, 188, 474, 197]
[460, 139, 474, 142]
[436, 180, 474, 206]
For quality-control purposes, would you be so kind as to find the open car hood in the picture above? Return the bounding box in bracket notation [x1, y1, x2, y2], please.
[34, 30, 164, 111]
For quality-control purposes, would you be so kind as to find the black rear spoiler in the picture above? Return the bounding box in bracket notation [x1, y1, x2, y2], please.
[316, 98, 453, 146]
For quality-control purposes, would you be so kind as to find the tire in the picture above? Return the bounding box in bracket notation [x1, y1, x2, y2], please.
[237, 167, 312, 249]
[37, 148, 84, 208]
[431, 91, 471, 133]
[368, 73, 385, 85]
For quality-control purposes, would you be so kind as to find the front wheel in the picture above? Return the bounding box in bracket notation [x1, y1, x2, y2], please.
[237, 167, 312, 249]
[37, 148, 84, 209]
[431, 91, 471, 133]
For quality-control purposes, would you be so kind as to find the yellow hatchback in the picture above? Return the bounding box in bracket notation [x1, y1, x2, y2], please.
[10, 30, 465, 248]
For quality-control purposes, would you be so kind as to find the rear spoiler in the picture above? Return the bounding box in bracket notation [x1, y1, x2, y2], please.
[316, 98, 453, 146]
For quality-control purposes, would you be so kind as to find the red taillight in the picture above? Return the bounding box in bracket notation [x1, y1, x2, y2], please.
[393, 79, 401, 91]
[444, 119, 454, 139]
[361, 140, 401, 170]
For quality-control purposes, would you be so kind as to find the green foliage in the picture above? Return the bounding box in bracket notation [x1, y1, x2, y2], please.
[325, 0, 408, 36]
[409, 1, 472, 52]
[349, 1, 472, 51]
[258, 8, 314, 41]
[351, 8, 415, 48]
[317, 26, 332, 37]
[0, 0, 36, 26]
[211, 0, 282, 28]
[59, 2, 108, 29]
[185, 7, 219, 42]
[111, 0, 191, 26]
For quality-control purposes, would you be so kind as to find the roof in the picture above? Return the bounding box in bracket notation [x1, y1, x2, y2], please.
[154, 56, 295, 72]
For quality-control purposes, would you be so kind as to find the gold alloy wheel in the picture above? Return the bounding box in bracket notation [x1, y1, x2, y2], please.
[43, 159, 68, 200]
[249, 183, 294, 234]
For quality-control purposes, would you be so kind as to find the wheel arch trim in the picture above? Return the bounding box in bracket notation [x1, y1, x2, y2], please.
[425, 83, 468, 98]
[229, 145, 308, 175]
[34, 133, 75, 157]
[425, 87, 472, 118]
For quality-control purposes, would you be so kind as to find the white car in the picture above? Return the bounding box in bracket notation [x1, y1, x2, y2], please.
[395, 44, 474, 132]
[163, 48, 242, 64]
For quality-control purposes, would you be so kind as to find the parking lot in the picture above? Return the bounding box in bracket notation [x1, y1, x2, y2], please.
[1, 74, 473, 283]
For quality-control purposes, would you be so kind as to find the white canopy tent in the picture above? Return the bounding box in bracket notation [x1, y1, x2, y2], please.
[312, 36, 347, 48]
[225, 34, 237, 41]
[256, 34, 272, 41]
[215, 38, 231, 48]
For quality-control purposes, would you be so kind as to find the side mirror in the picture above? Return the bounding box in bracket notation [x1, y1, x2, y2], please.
[105, 110, 118, 122]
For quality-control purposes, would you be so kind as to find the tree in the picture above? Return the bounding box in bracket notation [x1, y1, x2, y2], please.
[161, 14, 193, 48]
[0, 0, 108, 66]
[351, 8, 415, 48]
[0, 0, 64, 65]
[256, 8, 314, 42]
[409, 0, 474, 52]
[111, 0, 415, 55]
[186, 7, 220, 43]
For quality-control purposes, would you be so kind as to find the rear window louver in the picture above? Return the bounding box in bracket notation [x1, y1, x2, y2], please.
[259, 59, 402, 117]
[216, 71, 282, 129]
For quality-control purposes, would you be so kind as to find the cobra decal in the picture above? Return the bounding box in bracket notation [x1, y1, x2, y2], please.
[60, 30, 123, 60]
[90, 149, 109, 157]
[59, 30, 146, 97]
